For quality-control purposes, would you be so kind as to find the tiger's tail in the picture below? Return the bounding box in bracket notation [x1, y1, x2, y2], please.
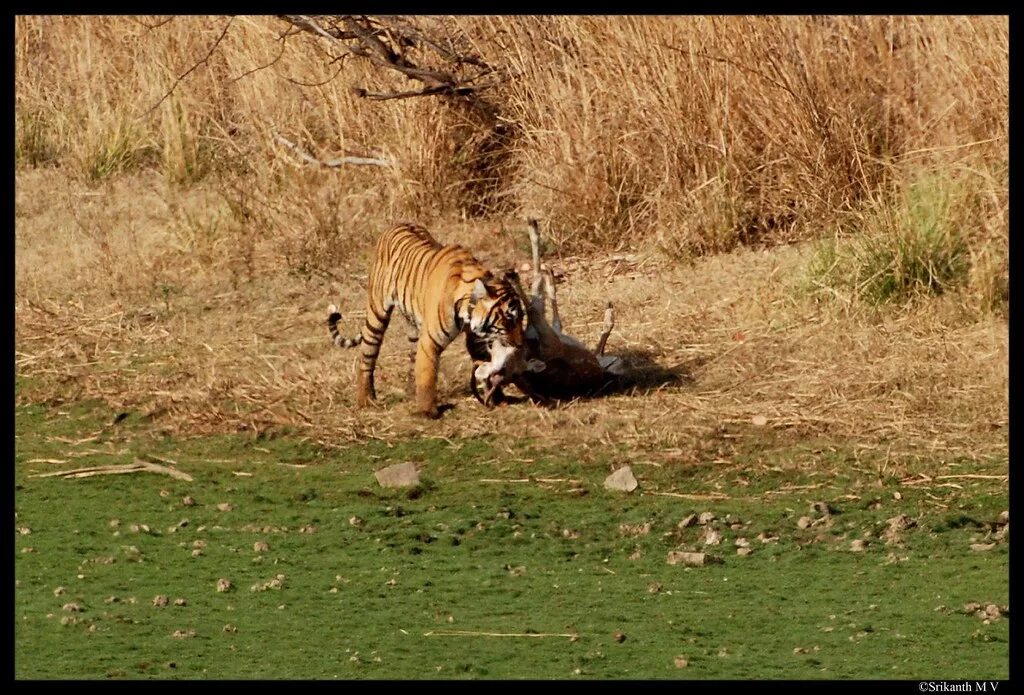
[327, 304, 362, 348]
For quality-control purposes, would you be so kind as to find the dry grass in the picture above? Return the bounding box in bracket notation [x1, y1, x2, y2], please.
[15, 17, 1008, 270]
[15, 170, 1007, 468]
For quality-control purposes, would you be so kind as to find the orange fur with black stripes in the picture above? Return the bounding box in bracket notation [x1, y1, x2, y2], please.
[328, 223, 526, 418]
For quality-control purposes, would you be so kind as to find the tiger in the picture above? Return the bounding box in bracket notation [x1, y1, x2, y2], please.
[327, 223, 527, 419]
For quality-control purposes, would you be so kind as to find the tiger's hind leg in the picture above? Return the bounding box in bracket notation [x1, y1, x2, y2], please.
[356, 299, 394, 408]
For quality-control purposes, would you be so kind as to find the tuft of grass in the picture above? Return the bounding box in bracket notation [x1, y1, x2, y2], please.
[807, 173, 988, 308]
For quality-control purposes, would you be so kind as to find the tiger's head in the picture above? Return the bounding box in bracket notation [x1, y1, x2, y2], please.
[463, 270, 527, 349]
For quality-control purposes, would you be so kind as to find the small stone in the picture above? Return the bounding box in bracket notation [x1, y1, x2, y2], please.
[697, 512, 717, 526]
[734, 537, 750, 548]
[21, 547, 34, 553]
[701, 527, 722, 545]
[223, 624, 238, 634]
[181, 496, 196, 507]
[192, 540, 206, 549]
[171, 629, 196, 639]
[998, 510, 1009, 524]
[647, 582, 663, 594]
[104, 596, 119, 604]
[613, 631, 626, 643]
[62, 602, 84, 613]
[757, 532, 779, 544]
[152, 595, 169, 607]
[674, 657, 688, 668]
[349, 516, 363, 528]
[159, 489, 170, 498]
[667, 550, 722, 566]
[970, 543, 995, 552]
[173, 598, 187, 607]
[17, 526, 31, 535]
[737, 547, 753, 557]
[751, 414, 768, 427]
[797, 516, 813, 530]
[253, 541, 270, 553]
[215, 578, 232, 593]
[53, 586, 66, 597]
[619, 522, 651, 537]
[850, 539, 867, 552]
[603, 466, 638, 492]
[678, 514, 698, 529]
[216, 503, 234, 512]
[191, 549, 204, 558]
[374, 462, 420, 488]
[109, 519, 120, 528]
[893, 491, 903, 501]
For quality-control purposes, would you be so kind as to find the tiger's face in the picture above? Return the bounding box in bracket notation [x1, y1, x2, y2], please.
[466, 275, 527, 350]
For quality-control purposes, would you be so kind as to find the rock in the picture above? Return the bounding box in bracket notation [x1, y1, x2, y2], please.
[191, 549, 204, 558]
[216, 503, 234, 512]
[736, 547, 753, 557]
[374, 462, 421, 488]
[893, 491, 902, 501]
[174, 598, 187, 607]
[734, 537, 750, 548]
[998, 510, 1009, 524]
[701, 527, 722, 545]
[613, 631, 627, 643]
[53, 586, 66, 597]
[181, 496, 196, 507]
[797, 516, 813, 530]
[678, 514, 698, 529]
[647, 582, 663, 593]
[62, 602, 84, 613]
[619, 522, 652, 537]
[667, 550, 722, 566]
[697, 512, 716, 526]
[970, 543, 995, 552]
[757, 532, 779, 544]
[152, 595, 169, 607]
[850, 539, 867, 552]
[223, 624, 238, 633]
[215, 578, 232, 593]
[349, 516, 364, 528]
[253, 541, 270, 553]
[603, 466, 638, 492]
[674, 657, 688, 668]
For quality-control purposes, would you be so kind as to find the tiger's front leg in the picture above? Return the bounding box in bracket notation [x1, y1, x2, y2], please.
[413, 334, 446, 418]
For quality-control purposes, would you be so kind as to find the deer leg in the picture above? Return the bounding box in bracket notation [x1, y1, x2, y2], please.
[595, 302, 614, 356]
[543, 271, 563, 336]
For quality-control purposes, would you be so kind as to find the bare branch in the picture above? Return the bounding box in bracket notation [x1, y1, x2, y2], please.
[141, 17, 235, 118]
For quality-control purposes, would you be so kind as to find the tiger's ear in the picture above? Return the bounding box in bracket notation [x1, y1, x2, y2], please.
[471, 278, 489, 302]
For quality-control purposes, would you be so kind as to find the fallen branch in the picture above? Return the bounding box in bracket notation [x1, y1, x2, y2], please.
[29, 459, 193, 482]
[423, 630, 577, 639]
[643, 490, 732, 501]
[273, 131, 392, 168]
[934, 474, 1008, 481]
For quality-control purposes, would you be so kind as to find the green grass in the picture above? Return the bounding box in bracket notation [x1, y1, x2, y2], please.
[15, 402, 1008, 680]
[807, 173, 977, 307]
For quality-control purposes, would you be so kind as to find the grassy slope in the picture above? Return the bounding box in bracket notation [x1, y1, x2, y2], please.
[15, 400, 1008, 680]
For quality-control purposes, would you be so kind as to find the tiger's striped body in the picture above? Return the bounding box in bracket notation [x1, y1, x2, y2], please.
[329, 223, 526, 418]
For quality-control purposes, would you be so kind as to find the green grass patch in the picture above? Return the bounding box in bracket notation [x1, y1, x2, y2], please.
[807, 173, 975, 306]
[15, 401, 1008, 679]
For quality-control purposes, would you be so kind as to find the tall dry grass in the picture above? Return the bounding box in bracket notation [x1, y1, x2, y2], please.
[15, 15, 1007, 309]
